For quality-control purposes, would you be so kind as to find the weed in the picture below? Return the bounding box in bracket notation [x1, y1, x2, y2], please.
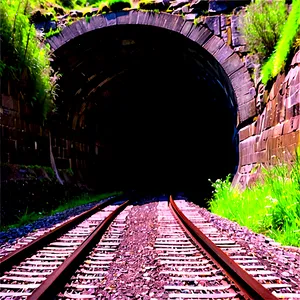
[85, 14, 91, 22]
[44, 27, 62, 38]
[208, 147, 300, 247]
[0, 0, 59, 121]
[107, 0, 131, 11]
[240, 0, 287, 62]
[0, 191, 123, 231]
[262, 0, 300, 84]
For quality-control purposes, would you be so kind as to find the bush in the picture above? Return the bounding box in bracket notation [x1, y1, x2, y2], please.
[108, 0, 131, 11]
[0, 0, 59, 121]
[262, 0, 300, 84]
[241, 0, 287, 62]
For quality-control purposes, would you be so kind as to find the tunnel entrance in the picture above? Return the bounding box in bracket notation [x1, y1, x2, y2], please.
[51, 23, 239, 202]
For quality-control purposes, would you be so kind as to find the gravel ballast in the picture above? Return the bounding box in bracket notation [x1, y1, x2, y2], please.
[95, 199, 169, 299]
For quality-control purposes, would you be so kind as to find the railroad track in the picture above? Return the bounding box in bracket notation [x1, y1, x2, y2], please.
[0, 195, 299, 299]
[0, 197, 131, 299]
[155, 196, 299, 299]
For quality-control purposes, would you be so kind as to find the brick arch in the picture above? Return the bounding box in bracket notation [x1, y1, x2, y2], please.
[47, 10, 255, 123]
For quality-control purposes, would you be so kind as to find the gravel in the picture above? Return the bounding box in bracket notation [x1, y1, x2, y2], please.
[1, 194, 299, 298]
[95, 199, 169, 299]
[193, 203, 300, 289]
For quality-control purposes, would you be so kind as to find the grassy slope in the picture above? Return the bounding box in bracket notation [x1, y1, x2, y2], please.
[208, 150, 300, 247]
[0, 191, 122, 232]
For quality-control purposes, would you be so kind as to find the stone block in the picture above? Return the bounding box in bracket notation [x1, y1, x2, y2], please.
[220, 15, 227, 29]
[204, 16, 220, 36]
[256, 135, 266, 152]
[283, 116, 300, 134]
[291, 50, 300, 66]
[231, 15, 245, 47]
[221, 29, 228, 44]
[286, 103, 300, 119]
[258, 150, 267, 163]
[273, 123, 284, 137]
[249, 122, 256, 136]
[239, 125, 250, 141]
[1, 95, 14, 110]
[282, 130, 299, 147]
[288, 88, 299, 108]
[256, 110, 265, 135]
[275, 93, 285, 124]
[267, 137, 276, 160]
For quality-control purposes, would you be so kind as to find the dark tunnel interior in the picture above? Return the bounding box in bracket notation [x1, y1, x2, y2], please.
[51, 24, 239, 204]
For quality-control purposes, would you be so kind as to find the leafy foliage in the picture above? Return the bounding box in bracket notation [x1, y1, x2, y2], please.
[0, 0, 59, 121]
[44, 27, 62, 38]
[241, 0, 287, 62]
[107, 0, 131, 10]
[208, 148, 300, 247]
[262, 0, 300, 84]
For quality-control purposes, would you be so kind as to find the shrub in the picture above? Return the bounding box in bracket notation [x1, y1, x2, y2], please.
[58, 0, 74, 8]
[0, 0, 59, 121]
[108, 0, 131, 11]
[262, 0, 300, 84]
[241, 0, 287, 62]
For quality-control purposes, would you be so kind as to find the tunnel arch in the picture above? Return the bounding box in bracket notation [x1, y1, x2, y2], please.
[47, 10, 255, 123]
[46, 10, 255, 198]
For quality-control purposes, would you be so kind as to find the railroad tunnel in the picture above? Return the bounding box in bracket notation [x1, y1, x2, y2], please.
[49, 14, 244, 201]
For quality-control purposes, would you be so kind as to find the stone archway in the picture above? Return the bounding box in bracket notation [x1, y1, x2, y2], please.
[46, 10, 257, 196]
[47, 10, 255, 123]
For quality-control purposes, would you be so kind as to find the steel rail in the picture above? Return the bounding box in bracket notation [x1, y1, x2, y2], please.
[0, 195, 123, 275]
[28, 199, 130, 300]
[169, 195, 277, 300]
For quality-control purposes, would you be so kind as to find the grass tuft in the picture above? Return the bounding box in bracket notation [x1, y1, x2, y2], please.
[262, 0, 300, 84]
[1, 0, 59, 121]
[241, 0, 286, 62]
[0, 191, 123, 232]
[208, 148, 300, 247]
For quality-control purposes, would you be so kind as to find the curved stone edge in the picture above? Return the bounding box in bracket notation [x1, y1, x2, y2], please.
[47, 10, 255, 123]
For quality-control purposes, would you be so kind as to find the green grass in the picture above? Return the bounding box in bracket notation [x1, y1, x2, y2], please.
[262, 0, 300, 84]
[0, 191, 123, 232]
[241, 0, 286, 62]
[1, 0, 59, 121]
[208, 149, 300, 247]
[44, 27, 62, 39]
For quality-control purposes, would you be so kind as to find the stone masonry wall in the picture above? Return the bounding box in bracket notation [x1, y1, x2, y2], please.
[0, 97, 98, 171]
[0, 8, 249, 173]
[233, 51, 300, 188]
[1, 3, 299, 188]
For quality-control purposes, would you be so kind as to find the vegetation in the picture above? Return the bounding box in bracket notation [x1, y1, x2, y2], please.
[241, 0, 287, 62]
[108, 0, 131, 10]
[261, 0, 300, 84]
[0, 191, 122, 231]
[44, 27, 62, 38]
[241, 0, 300, 85]
[0, 0, 59, 121]
[208, 148, 300, 247]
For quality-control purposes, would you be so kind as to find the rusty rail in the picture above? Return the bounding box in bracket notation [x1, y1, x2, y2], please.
[28, 199, 130, 300]
[0, 195, 123, 275]
[169, 195, 278, 300]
